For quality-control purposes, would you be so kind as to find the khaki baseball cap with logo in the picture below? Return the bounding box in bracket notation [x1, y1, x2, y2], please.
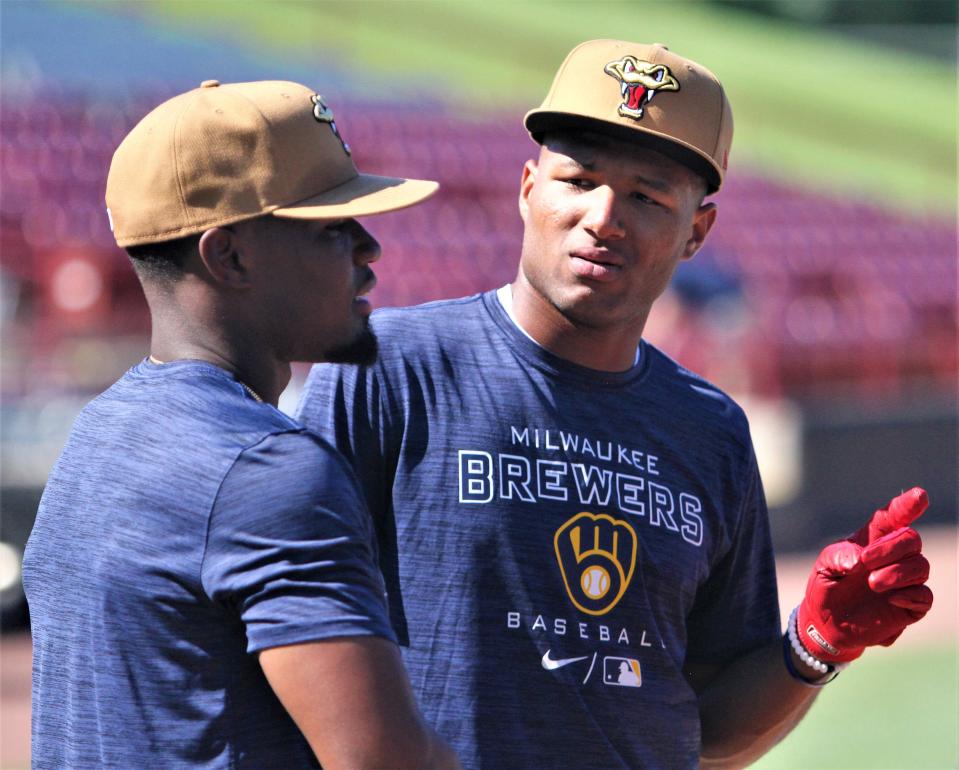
[525, 39, 733, 192]
[106, 79, 439, 247]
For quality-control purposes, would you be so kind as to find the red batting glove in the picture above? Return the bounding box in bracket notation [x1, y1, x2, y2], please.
[797, 487, 934, 664]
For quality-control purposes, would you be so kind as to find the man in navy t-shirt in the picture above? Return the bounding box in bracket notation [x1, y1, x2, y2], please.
[23, 80, 460, 768]
[296, 41, 935, 768]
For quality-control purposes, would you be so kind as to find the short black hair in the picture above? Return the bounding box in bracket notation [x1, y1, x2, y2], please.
[125, 233, 200, 283]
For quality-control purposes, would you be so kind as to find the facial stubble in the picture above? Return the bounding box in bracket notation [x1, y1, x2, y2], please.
[323, 322, 379, 366]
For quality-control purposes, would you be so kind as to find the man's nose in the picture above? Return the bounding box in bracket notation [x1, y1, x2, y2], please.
[352, 222, 382, 264]
[581, 186, 625, 241]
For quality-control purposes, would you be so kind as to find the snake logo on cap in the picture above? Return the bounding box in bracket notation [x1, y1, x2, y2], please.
[604, 56, 680, 120]
[311, 94, 351, 156]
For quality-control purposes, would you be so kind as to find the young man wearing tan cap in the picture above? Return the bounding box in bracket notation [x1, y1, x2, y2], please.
[296, 41, 934, 768]
[23, 79, 460, 769]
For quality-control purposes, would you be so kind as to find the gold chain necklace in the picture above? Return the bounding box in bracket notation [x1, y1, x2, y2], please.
[148, 355, 264, 403]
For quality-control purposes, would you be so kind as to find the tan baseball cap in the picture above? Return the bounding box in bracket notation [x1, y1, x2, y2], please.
[106, 79, 439, 247]
[525, 40, 733, 192]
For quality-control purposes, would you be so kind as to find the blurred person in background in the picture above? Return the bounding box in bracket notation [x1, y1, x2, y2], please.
[23, 79, 460, 769]
[296, 40, 935, 768]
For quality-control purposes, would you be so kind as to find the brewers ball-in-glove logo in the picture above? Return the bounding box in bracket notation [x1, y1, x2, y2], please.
[554, 512, 637, 616]
[311, 94, 351, 156]
[603, 56, 679, 120]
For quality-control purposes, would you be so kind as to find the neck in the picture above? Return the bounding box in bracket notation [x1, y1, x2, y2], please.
[150, 344, 291, 406]
[143, 280, 290, 406]
[148, 330, 289, 407]
[509, 278, 646, 372]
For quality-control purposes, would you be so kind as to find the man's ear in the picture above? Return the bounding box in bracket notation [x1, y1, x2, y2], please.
[518, 159, 537, 223]
[197, 227, 251, 288]
[682, 202, 718, 261]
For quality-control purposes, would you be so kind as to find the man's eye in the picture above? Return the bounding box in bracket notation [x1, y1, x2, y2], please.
[566, 178, 593, 190]
[632, 192, 658, 206]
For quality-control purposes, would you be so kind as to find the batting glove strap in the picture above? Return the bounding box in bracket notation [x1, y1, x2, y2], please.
[784, 606, 847, 687]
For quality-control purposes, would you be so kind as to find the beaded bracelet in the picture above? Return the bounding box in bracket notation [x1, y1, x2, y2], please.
[787, 606, 830, 674]
[782, 606, 845, 687]
[781, 633, 838, 687]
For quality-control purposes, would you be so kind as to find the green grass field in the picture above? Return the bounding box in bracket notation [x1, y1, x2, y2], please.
[754, 642, 959, 770]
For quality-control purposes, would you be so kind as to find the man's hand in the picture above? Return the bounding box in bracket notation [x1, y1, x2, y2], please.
[797, 487, 934, 663]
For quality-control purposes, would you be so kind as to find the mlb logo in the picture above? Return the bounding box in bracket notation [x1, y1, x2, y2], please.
[603, 656, 641, 688]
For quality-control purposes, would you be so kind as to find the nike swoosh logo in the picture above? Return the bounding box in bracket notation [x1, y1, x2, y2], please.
[541, 649, 589, 670]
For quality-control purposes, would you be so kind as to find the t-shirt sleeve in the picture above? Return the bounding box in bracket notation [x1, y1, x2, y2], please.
[201, 430, 396, 653]
[684, 448, 781, 665]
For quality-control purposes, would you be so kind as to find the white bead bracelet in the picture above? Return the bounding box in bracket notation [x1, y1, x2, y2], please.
[787, 606, 831, 675]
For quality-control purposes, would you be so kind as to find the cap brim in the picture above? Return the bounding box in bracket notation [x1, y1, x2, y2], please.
[525, 110, 722, 194]
[272, 173, 439, 219]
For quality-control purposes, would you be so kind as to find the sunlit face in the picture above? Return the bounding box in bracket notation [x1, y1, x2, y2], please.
[236, 215, 382, 365]
[517, 131, 715, 332]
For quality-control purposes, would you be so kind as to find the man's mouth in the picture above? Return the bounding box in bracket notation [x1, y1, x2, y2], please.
[352, 271, 377, 316]
[355, 271, 377, 299]
[569, 250, 623, 282]
[571, 248, 623, 267]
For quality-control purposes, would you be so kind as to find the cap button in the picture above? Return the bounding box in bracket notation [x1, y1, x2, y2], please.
[200, 79, 220, 88]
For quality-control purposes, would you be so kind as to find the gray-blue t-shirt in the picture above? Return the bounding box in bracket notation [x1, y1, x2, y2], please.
[23, 359, 394, 769]
[296, 290, 781, 770]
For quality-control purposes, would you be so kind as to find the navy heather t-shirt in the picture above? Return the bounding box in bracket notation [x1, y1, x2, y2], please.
[23, 360, 394, 769]
[297, 290, 781, 770]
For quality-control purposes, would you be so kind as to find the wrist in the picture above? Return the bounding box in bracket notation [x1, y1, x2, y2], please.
[788, 644, 826, 679]
[783, 606, 848, 687]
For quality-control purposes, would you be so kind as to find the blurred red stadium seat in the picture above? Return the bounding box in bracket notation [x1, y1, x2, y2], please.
[1, 86, 955, 398]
